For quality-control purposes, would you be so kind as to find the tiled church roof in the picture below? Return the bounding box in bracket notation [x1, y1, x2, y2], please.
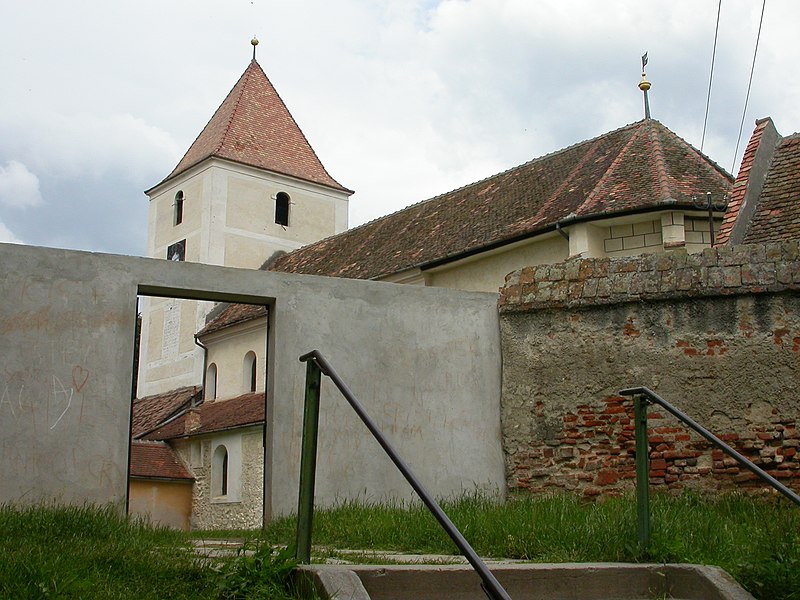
[149, 60, 351, 194]
[142, 392, 265, 441]
[129, 440, 193, 480]
[131, 386, 201, 438]
[196, 302, 267, 338]
[742, 133, 800, 244]
[269, 119, 732, 280]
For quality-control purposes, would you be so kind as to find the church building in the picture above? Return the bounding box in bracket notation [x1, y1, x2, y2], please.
[130, 47, 754, 530]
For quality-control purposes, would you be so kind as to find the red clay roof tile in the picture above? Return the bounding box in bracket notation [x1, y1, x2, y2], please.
[743, 133, 800, 244]
[151, 60, 351, 194]
[197, 303, 267, 338]
[131, 386, 201, 438]
[129, 440, 193, 480]
[141, 392, 265, 441]
[716, 118, 772, 246]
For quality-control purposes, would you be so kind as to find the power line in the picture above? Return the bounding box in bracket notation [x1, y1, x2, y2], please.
[731, 0, 766, 174]
[700, 0, 722, 153]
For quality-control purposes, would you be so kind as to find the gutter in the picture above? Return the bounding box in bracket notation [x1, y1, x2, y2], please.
[555, 212, 577, 241]
[421, 202, 697, 272]
[194, 334, 208, 405]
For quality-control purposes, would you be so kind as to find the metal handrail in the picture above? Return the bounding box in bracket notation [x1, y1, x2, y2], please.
[620, 386, 800, 550]
[296, 350, 512, 600]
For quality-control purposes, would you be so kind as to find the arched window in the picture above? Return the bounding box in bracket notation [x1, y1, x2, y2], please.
[212, 444, 228, 497]
[206, 363, 217, 401]
[243, 351, 257, 393]
[275, 192, 290, 226]
[174, 190, 184, 226]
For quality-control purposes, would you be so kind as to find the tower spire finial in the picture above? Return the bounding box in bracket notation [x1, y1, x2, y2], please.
[638, 52, 651, 119]
[251, 35, 259, 61]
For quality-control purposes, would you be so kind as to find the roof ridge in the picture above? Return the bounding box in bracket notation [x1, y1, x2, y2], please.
[579, 122, 644, 211]
[652, 119, 733, 183]
[647, 119, 673, 200]
[215, 59, 257, 156]
[251, 61, 350, 192]
[533, 135, 605, 222]
[134, 384, 199, 404]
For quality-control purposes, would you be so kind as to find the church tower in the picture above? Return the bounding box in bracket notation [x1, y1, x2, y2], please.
[138, 44, 353, 397]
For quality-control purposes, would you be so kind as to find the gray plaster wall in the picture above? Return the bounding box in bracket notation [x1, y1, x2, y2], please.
[0, 243, 504, 517]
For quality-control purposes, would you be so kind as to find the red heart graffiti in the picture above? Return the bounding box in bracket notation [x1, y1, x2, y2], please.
[72, 366, 89, 392]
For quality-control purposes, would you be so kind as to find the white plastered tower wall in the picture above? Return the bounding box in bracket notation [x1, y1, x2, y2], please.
[138, 156, 350, 397]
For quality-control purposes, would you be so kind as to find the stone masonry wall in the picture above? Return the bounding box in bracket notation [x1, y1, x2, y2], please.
[499, 241, 800, 497]
[175, 430, 264, 530]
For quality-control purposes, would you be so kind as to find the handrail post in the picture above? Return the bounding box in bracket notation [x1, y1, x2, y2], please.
[295, 359, 323, 564]
[634, 394, 651, 553]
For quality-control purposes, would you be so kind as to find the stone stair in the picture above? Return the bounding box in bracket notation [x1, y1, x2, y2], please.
[298, 562, 755, 600]
[189, 541, 755, 599]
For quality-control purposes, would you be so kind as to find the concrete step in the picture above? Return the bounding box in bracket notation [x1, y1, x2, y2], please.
[298, 563, 755, 600]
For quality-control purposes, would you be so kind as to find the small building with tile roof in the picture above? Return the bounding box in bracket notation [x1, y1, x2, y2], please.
[717, 117, 800, 246]
[128, 440, 194, 530]
[131, 390, 266, 529]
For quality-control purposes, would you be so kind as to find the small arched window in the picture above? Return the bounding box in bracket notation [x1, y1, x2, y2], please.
[212, 444, 229, 497]
[243, 351, 257, 393]
[174, 190, 184, 226]
[206, 363, 217, 401]
[275, 192, 290, 226]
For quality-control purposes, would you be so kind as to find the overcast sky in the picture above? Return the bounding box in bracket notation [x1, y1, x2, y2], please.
[1, 0, 798, 255]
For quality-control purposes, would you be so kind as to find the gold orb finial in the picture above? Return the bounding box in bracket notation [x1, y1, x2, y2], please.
[638, 73, 651, 92]
[251, 36, 259, 60]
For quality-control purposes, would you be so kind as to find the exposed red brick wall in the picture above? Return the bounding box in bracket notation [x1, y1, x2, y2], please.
[509, 395, 799, 497]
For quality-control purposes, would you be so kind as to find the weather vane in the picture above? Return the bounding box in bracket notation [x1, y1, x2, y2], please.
[639, 52, 651, 119]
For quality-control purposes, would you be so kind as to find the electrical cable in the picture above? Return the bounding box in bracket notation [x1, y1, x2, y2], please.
[731, 0, 766, 174]
[700, 0, 722, 153]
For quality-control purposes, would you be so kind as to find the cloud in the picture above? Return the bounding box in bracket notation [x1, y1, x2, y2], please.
[0, 112, 181, 185]
[0, 220, 22, 244]
[0, 161, 43, 208]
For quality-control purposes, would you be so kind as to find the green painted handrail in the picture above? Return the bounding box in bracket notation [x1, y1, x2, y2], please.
[620, 386, 800, 553]
[296, 350, 512, 600]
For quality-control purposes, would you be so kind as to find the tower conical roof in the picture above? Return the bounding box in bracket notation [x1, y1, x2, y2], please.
[151, 60, 351, 193]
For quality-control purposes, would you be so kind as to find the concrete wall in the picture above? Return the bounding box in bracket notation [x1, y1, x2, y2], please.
[499, 241, 800, 496]
[0, 243, 504, 518]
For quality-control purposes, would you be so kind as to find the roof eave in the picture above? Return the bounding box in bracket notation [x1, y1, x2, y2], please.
[419, 201, 705, 272]
[145, 155, 354, 197]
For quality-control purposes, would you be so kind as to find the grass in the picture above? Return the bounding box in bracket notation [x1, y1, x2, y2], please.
[0, 503, 303, 599]
[3, 492, 798, 599]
